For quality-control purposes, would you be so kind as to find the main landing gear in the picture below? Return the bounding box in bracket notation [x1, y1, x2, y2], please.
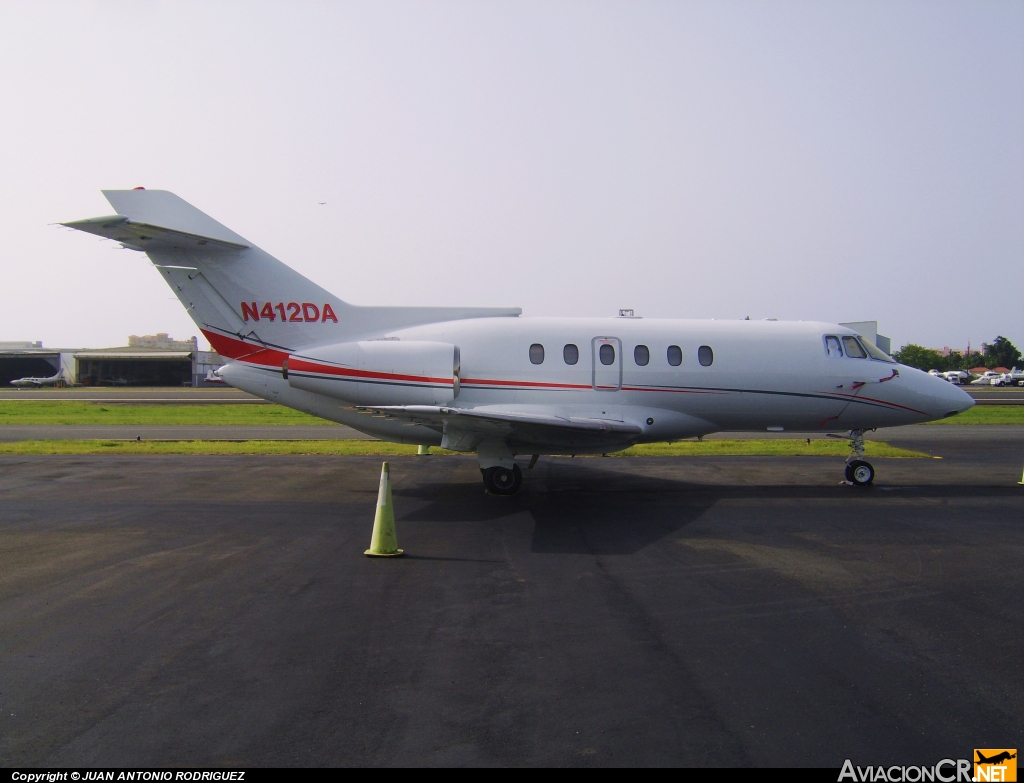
[845, 459, 875, 486]
[481, 464, 522, 495]
[833, 429, 874, 486]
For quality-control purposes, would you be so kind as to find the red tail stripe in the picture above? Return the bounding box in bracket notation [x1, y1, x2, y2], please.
[202, 330, 289, 366]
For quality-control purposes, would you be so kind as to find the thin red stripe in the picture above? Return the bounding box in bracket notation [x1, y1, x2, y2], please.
[826, 391, 928, 415]
[289, 358, 451, 386]
[461, 377, 591, 390]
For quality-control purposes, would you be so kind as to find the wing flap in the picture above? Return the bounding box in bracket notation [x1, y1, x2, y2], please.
[355, 405, 642, 448]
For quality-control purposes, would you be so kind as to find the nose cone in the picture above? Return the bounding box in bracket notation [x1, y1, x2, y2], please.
[922, 369, 975, 420]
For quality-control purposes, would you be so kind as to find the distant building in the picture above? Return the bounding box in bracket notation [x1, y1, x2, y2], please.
[128, 333, 199, 350]
[0, 341, 43, 349]
[839, 321, 891, 355]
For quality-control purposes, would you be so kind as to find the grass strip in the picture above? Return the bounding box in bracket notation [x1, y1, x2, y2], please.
[924, 405, 1024, 425]
[0, 402, 331, 426]
[0, 439, 929, 457]
[1, 401, 1020, 426]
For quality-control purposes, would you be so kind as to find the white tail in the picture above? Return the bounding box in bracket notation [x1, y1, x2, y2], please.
[64, 190, 520, 360]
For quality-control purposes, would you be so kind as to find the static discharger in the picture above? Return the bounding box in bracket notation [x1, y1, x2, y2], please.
[365, 462, 403, 557]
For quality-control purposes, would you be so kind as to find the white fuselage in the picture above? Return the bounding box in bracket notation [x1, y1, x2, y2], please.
[10, 374, 62, 387]
[219, 316, 974, 453]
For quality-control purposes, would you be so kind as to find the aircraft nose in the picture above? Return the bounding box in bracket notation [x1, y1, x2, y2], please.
[928, 371, 975, 418]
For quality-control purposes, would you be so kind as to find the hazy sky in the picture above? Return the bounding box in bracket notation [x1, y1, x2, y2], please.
[1, 1, 1021, 353]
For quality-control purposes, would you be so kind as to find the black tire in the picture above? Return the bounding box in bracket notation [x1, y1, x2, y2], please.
[483, 464, 522, 495]
[846, 459, 874, 486]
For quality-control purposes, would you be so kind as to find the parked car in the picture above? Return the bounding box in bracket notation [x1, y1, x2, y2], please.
[941, 370, 969, 385]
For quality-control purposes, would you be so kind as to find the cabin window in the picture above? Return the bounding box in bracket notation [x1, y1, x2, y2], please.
[667, 345, 682, 366]
[825, 336, 843, 358]
[599, 343, 615, 365]
[842, 337, 866, 359]
[563, 344, 579, 365]
[529, 343, 545, 364]
[634, 345, 650, 366]
[698, 345, 714, 366]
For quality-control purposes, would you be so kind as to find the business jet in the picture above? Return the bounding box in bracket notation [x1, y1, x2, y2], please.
[62, 190, 974, 492]
[10, 370, 64, 387]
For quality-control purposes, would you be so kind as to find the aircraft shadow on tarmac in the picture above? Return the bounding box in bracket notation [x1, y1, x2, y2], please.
[395, 461, 1018, 556]
[396, 465, 713, 555]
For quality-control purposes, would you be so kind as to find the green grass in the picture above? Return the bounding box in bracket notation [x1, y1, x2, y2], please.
[0, 402, 331, 426]
[0, 440, 428, 455]
[924, 405, 1024, 425]
[1, 401, 1019, 427]
[0, 439, 930, 457]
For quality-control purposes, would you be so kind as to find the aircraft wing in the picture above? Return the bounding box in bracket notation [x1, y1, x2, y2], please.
[356, 405, 642, 449]
[62, 215, 249, 252]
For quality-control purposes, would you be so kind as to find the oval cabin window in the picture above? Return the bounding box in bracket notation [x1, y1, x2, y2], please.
[698, 345, 714, 366]
[563, 344, 579, 365]
[529, 344, 545, 364]
[667, 345, 682, 366]
[599, 343, 615, 365]
[634, 345, 650, 366]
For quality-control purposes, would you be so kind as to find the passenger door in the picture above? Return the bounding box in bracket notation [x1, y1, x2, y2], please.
[592, 337, 622, 391]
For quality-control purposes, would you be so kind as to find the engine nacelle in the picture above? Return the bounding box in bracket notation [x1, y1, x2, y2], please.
[286, 340, 460, 406]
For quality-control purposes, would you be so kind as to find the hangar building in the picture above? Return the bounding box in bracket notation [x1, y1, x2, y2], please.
[0, 335, 224, 387]
[0, 342, 78, 386]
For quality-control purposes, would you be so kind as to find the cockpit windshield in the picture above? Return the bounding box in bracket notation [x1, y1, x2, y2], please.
[858, 337, 896, 363]
[842, 336, 867, 358]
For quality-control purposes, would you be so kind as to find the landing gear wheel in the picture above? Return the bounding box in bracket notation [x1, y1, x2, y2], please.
[845, 460, 874, 486]
[482, 464, 522, 495]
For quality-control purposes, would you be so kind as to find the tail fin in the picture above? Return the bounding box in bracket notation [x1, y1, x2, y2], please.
[64, 190, 520, 360]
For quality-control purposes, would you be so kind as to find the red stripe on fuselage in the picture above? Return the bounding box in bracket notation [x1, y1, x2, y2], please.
[621, 386, 725, 394]
[460, 376, 591, 390]
[288, 358, 451, 386]
[824, 391, 928, 415]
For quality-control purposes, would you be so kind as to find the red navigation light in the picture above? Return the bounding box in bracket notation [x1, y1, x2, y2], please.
[133, 186, 146, 190]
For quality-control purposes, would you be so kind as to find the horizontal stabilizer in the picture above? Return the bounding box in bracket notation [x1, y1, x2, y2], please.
[61, 214, 249, 251]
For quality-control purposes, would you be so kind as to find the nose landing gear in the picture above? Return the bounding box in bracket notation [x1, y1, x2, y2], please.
[482, 464, 523, 495]
[830, 429, 875, 486]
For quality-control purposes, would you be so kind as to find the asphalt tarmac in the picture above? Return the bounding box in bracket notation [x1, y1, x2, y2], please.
[0, 423, 1019, 445]
[1, 429, 1021, 766]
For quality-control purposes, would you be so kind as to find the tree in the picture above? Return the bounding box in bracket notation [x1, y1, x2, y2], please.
[983, 336, 1021, 369]
[892, 344, 946, 372]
